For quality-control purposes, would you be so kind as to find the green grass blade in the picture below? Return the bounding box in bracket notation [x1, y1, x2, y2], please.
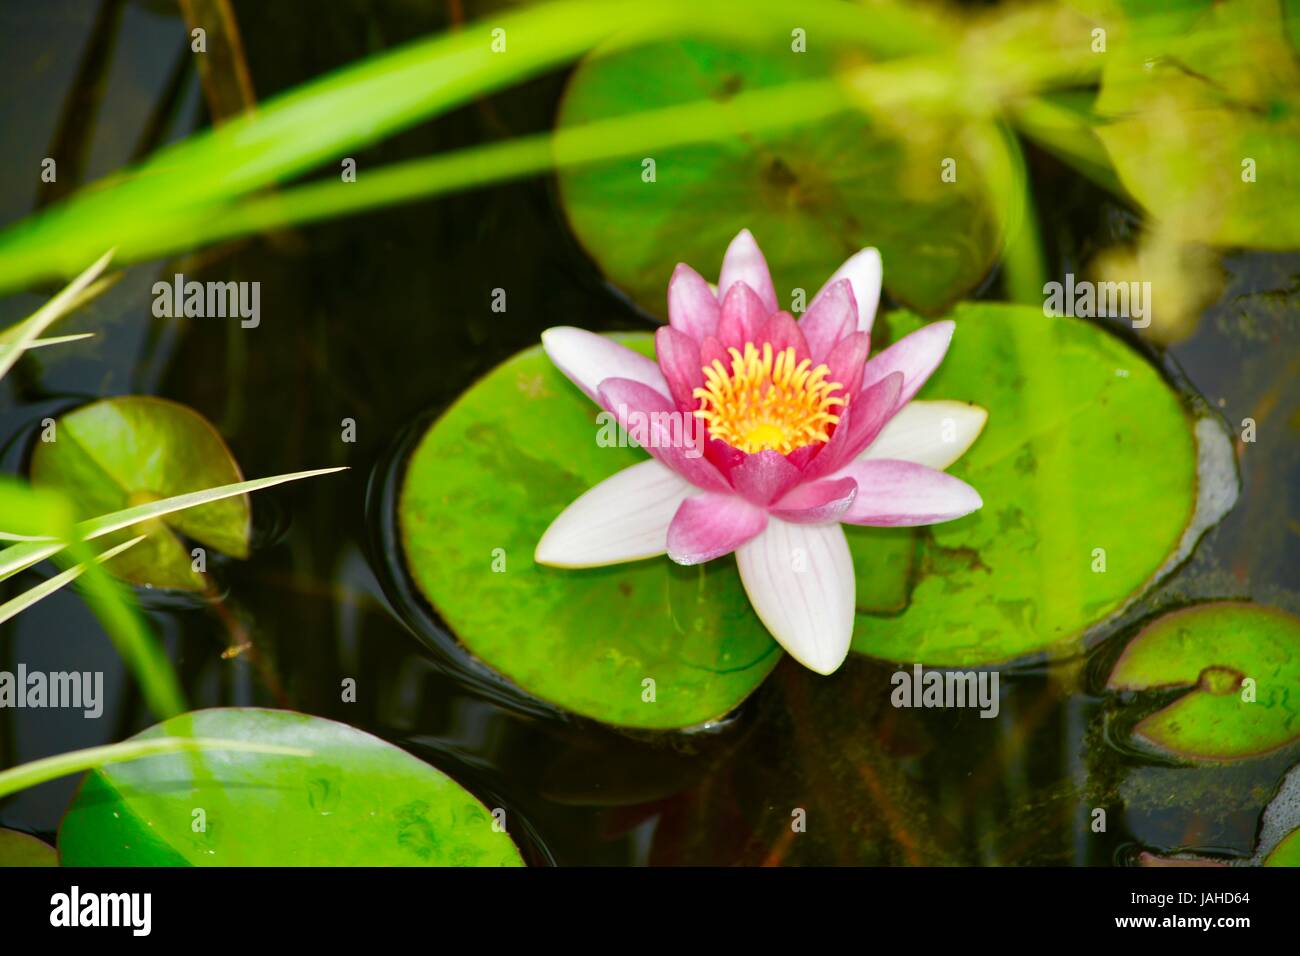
[12, 73, 853, 269]
[0, 250, 112, 381]
[0, 466, 347, 582]
[59, 538, 186, 718]
[0, 535, 143, 625]
[0, 0, 930, 293]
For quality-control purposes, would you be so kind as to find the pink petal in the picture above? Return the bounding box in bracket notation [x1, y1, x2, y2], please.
[597, 377, 731, 493]
[655, 326, 703, 410]
[860, 320, 955, 413]
[799, 278, 857, 360]
[542, 327, 669, 404]
[703, 435, 747, 478]
[757, 311, 811, 363]
[770, 477, 858, 524]
[837, 458, 983, 526]
[823, 331, 871, 403]
[699, 335, 729, 375]
[800, 371, 903, 482]
[667, 492, 767, 565]
[811, 247, 882, 334]
[718, 229, 778, 314]
[729, 449, 802, 506]
[716, 282, 769, 351]
[668, 263, 720, 341]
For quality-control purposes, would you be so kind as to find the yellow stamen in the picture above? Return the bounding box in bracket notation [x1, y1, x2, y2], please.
[692, 342, 845, 454]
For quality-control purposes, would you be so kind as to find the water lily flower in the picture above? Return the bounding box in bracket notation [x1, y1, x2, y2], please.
[535, 230, 987, 675]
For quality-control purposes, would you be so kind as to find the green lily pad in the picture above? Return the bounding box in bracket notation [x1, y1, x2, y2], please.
[555, 38, 999, 317]
[30, 396, 250, 591]
[1096, 0, 1300, 248]
[1107, 603, 1300, 762]
[1265, 828, 1300, 866]
[851, 303, 1232, 665]
[400, 333, 785, 730]
[0, 828, 58, 866]
[58, 708, 524, 866]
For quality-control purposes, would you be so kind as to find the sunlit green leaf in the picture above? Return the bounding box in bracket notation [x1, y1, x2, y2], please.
[58, 709, 524, 867]
[31, 397, 252, 591]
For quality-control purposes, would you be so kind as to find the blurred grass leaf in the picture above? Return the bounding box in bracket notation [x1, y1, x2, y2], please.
[0, 534, 144, 625]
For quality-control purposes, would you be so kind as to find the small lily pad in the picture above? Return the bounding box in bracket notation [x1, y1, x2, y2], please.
[30, 396, 250, 591]
[852, 303, 1226, 665]
[0, 828, 57, 866]
[1107, 603, 1300, 762]
[1264, 828, 1300, 866]
[399, 333, 783, 730]
[58, 708, 524, 866]
[555, 38, 999, 317]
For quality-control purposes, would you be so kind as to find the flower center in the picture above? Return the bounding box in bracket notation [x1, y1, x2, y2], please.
[692, 342, 845, 455]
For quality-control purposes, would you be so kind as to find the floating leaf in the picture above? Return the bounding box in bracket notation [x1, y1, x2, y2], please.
[1095, 0, 1300, 247]
[399, 333, 782, 730]
[31, 397, 250, 591]
[851, 303, 1233, 665]
[1265, 829, 1300, 866]
[1107, 603, 1300, 762]
[58, 708, 523, 866]
[555, 38, 999, 317]
[0, 829, 57, 867]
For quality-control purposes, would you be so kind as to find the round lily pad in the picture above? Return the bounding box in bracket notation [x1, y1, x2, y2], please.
[0, 828, 57, 867]
[851, 302, 1226, 666]
[1107, 603, 1300, 762]
[555, 38, 999, 317]
[58, 708, 524, 866]
[399, 333, 783, 730]
[30, 396, 250, 591]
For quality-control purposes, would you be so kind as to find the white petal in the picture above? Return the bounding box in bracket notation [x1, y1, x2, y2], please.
[812, 247, 882, 334]
[735, 518, 855, 675]
[860, 400, 987, 470]
[534, 459, 691, 568]
[541, 326, 669, 404]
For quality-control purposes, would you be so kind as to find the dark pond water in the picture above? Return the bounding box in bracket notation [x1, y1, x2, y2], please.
[0, 0, 1296, 865]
